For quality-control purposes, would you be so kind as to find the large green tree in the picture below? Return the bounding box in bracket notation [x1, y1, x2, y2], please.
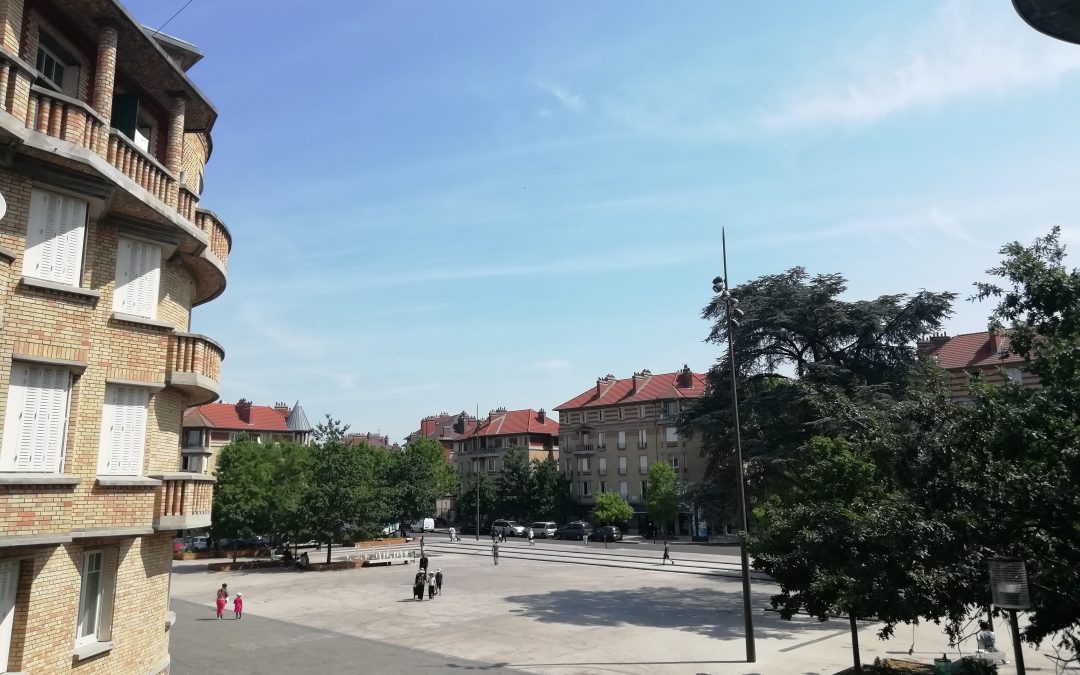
[305, 433, 371, 563]
[388, 438, 453, 524]
[495, 449, 532, 520]
[457, 472, 495, 525]
[528, 458, 561, 520]
[592, 491, 634, 526]
[646, 462, 680, 536]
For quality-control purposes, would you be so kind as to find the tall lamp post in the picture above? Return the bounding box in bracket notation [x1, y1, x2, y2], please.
[711, 228, 756, 663]
[989, 557, 1029, 675]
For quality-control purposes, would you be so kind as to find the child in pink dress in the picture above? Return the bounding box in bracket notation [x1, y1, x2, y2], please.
[233, 593, 243, 620]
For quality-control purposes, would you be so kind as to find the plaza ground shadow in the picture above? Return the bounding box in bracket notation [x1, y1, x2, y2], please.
[504, 585, 846, 642]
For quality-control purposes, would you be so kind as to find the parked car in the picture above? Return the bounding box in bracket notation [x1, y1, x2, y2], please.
[189, 536, 209, 551]
[529, 521, 558, 538]
[380, 522, 401, 536]
[434, 517, 450, 528]
[459, 522, 491, 535]
[554, 522, 593, 540]
[410, 518, 435, 532]
[491, 519, 526, 537]
[590, 525, 622, 542]
[172, 538, 185, 553]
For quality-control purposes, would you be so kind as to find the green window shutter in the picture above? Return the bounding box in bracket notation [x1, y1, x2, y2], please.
[111, 94, 139, 140]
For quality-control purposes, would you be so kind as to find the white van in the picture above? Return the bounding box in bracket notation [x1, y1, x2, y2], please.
[410, 518, 434, 533]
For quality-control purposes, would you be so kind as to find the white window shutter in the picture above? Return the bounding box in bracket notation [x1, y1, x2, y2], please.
[24, 190, 86, 286]
[138, 244, 160, 319]
[99, 386, 148, 476]
[113, 238, 133, 313]
[97, 386, 118, 475]
[56, 196, 87, 286]
[15, 367, 69, 472]
[0, 559, 19, 669]
[96, 548, 118, 642]
[114, 239, 161, 318]
[0, 363, 30, 471]
[22, 190, 48, 279]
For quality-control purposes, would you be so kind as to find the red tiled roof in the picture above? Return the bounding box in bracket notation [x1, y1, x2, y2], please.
[410, 414, 479, 442]
[183, 403, 291, 431]
[471, 409, 559, 438]
[928, 331, 1025, 370]
[554, 370, 707, 411]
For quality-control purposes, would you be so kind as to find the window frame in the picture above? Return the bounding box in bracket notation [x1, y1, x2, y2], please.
[76, 550, 104, 646]
[0, 558, 18, 671]
[97, 384, 150, 477]
[0, 362, 73, 473]
[23, 188, 89, 288]
[113, 237, 162, 320]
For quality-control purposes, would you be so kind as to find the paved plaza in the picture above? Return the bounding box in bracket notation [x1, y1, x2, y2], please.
[169, 540, 1061, 675]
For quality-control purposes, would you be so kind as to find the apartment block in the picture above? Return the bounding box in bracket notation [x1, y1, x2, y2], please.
[918, 330, 1035, 400]
[0, 1, 231, 672]
[407, 411, 479, 462]
[181, 400, 312, 474]
[554, 366, 705, 533]
[452, 407, 559, 483]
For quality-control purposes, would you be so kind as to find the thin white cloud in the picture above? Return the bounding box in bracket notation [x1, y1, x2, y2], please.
[535, 80, 586, 111]
[762, 0, 1080, 130]
[532, 358, 571, 373]
[237, 306, 326, 353]
[752, 206, 978, 248]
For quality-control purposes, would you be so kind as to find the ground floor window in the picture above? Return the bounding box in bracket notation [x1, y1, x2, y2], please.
[0, 559, 18, 671]
[76, 549, 116, 647]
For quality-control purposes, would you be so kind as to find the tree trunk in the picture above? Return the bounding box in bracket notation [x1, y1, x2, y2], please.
[850, 614, 862, 675]
[326, 540, 333, 565]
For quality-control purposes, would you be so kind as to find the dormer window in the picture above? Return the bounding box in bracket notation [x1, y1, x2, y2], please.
[35, 37, 79, 98]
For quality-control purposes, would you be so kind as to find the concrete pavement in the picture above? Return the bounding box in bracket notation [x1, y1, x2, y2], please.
[169, 547, 1066, 675]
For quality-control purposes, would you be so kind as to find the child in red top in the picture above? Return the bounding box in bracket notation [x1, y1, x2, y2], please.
[233, 593, 243, 620]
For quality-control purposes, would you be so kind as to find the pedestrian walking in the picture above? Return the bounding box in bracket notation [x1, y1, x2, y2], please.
[584, 531, 589, 546]
[490, 528, 497, 543]
[448, 527, 457, 542]
[233, 593, 243, 620]
[413, 570, 426, 600]
[419, 554, 429, 573]
[528, 527, 535, 546]
[492, 541, 500, 565]
[435, 568, 443, 595]
[215, 583, 228, 620]
[662, 540, 675, 565]
[427, 571, 437, 599]
[420, 535, 425, 557]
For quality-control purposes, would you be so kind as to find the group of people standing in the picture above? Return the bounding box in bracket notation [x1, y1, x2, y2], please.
[413, 553, 444, 600]
[214, 583, 243, 620]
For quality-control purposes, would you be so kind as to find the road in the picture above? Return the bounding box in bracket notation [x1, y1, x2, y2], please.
[168, 598, 525, 674]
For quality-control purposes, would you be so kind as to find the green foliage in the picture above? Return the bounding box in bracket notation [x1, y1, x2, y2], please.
[956, 657, 997, 675]
[457, 472, 495, 522]
[305, 435, 372, 563]
[592, 491, 634, 525]
[528, 458, 561, 520]
[646, 462, 680, 535]
[495, 449, 532, 519]
[389, 438, 454, 522]
[312, 414, 350, 444]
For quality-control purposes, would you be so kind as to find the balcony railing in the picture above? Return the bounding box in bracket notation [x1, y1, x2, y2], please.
[657, 411, 679, 424]
[166, 332, 224, 405]
[26, 85, 107, 154]
[566, 445, 596, 454]
[149, 473, 215, 531]
[107, 129, 176, 204]
[195, 210, 232, 269]
[177, 185, 199, 222]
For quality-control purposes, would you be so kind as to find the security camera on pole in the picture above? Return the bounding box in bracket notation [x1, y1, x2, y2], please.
[711, 228, 755, 663]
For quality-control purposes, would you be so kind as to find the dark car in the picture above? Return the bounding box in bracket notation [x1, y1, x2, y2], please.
[590, 526, 622, 542]
[434, 517, 450, 528]
[459, 522, 491, 535]
[554, 522, 593, 540]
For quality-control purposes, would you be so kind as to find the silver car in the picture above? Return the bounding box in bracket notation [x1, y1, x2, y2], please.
[491, 519, 526, 537]
[529, 521, 557, 538]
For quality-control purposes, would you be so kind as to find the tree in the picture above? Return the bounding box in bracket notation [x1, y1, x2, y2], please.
[388, 438, 453, 525]
[312, 414, 349, 445]
[305, 435, 369, 564]
[267, 441, 312, 550]
[494, 449, 531, 520]
[457, 473, 495, 525]
[528, 458, 561, 519]
[646, 462, 680, 536]
[211, 435, 273, 562]
[592, 491, 634, 526]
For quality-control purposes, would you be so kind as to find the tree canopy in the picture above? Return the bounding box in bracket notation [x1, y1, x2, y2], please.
[646, 462, 680, 536]
[592, 491, 634, 525]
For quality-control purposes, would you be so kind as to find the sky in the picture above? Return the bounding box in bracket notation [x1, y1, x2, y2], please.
[126, 0, 1080, 441]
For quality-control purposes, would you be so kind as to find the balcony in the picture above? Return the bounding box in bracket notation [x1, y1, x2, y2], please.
[149, 473, 215, 531]
[657, 411, 679, 424]
[566, 445, 596, 455]
[166, 332, 224, 406]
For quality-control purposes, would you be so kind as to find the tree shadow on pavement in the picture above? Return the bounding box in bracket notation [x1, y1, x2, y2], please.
[504, 585, 839, 641]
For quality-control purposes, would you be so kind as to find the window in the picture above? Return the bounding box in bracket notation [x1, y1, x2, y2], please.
[638, 429, 648, 448]
[598, 457, 607, 475]
[638, 405, 647, 418]
[1005, 367, 1023, 385]
[113, 238, 161, 319]
[639, 455, 648, 472]
[581, 481, 591, 496]
[666, 400, 679, 415]
[35, 41, 79, 97]
[486, 458, 496, 472]
[0, 559, 18, 671]
[24, 189, 88, 287]
[619, 480, 628, 497]
[181, 454, 205, 474]
[578, 457, 590, 472]
[97, 385, 149, 476]
[599, 481, 606, 493]
[669, 455, 681, 470]
[565, 458, 571, 473]
[0, 363, 71, 473]
[617, 430, 626, 450]
[76, 549, 115, 647]
[597, 409, 604, 422]
[641, 481, 649, 499]
[665, 427, 679, 443]
[493, 438, 502, 449]
[618, 407, 625, 420]
[618, 456, 627, 474]
[183, 429, 202, 447]
[597, 431, 605, 448]
[582, 432, 590, 447]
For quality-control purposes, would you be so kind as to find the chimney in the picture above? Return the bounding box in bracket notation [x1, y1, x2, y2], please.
[273, 401, 289, 415]
[916, 332, 950, 358]
[453, 411, 467, 434]
[537, 408, 546, 423]
[676, 364, 693, 389]
[235, 398, 252, 424]
[988, 328, 1005, 354]
[632, 369, 652, 394]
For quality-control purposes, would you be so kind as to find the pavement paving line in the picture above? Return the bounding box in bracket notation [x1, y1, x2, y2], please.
[777, 629, 851, 652]
[424, 544, 774, 581]
[425, 541, 746, 567]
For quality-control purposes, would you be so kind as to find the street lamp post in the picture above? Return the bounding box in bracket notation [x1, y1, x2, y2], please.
[711, 227, 756, 663]
[989, 557, 1029, 675]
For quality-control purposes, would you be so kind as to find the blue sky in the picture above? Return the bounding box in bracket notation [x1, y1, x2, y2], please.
[128, 0, 1080, 440]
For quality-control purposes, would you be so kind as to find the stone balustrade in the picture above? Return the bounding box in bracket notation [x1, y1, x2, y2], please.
[166, 332, 224, 406]
[106, 129, 175, 205]
[149, 473, 215, 531]
[26, 85, 107, 154]
[195, 210, 231, 268]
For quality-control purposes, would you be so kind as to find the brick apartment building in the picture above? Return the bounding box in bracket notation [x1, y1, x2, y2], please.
[554, 366, 706, 533]
[407, 411, 479, 462]
[181, 400, 313, 474]
[345, 432, 398, 450]
[0, 1, 231, 673]
[918, 330, 1035, 399]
